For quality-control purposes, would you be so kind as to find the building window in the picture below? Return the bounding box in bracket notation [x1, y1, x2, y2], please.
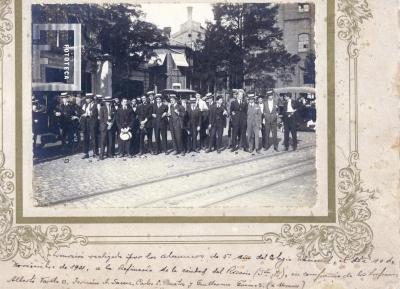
[298, 3, 310, 13]
[188, 33, 192, 38]
[298, 33, 310, 52]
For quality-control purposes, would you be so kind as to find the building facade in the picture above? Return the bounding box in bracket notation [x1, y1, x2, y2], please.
[148, 45, 193, 92]
[276, 2, 315, 88]
[170, 6, 206, 50]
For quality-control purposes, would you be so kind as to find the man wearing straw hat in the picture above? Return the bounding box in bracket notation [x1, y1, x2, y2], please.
[263, 90, 279, 151]
[168, 94, 185, 156]
[152, 94, 169, 155]
[229, 89, 248, 152]
[246, 94, 263, 153]
[80, 93, 98, 159]
[116, 97, 133, 158]
[54, 92, 79, 161]
[98, 96, 116, 160]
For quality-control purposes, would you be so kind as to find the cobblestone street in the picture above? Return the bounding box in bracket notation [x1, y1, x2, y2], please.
[33, 131, 316, 209]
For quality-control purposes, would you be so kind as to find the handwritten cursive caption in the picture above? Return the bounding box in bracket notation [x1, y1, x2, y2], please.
[4, 249, 399, 289]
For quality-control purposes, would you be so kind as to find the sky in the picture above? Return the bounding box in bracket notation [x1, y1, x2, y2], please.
[140, 3, 214, 34]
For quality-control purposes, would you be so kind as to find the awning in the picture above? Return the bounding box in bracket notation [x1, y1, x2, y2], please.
[171, 53, 189, 67]
[148, 53, 166, 66]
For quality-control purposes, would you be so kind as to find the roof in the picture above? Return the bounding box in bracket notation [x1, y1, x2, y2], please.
[273, 87, 316, 94]
[162, 89, 196, 93]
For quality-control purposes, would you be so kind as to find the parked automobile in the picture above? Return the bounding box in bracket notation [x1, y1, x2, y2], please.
[161, 89, 197, 101]
[274, 87, 316, 131]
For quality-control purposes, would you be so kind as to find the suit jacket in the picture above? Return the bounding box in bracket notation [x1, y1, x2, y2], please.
[209, 103, 227, 129]
[181, 103, 190, 130]
[283, 99, 301, 120]
[116, 106, 133, 129]
[152, 103, 169, 130]
[80, 101, 98, 130]
[168, 103, 185, 130]
[137, 103, 153, 128]
[55, 103, 76, 128]
[99, 105, 116, 131]
[130, 105, 140, 131]
[187, 104, 202, 129]
[263, 98, 279, 124]
[247, 103, 262, 129]
[230, 99, 248, 126]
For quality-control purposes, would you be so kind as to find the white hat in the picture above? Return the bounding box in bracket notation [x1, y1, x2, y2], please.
[120, 131, 132, 141]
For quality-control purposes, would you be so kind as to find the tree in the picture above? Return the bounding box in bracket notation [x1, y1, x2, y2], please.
[192, 21, 236, 93]
[194, 3, 300, 91]
[32, 4, 168, 94]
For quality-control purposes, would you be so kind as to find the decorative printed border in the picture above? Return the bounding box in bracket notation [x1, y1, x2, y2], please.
[0, 0, 374, 261]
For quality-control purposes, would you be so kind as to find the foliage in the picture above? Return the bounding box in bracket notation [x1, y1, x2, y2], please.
[32, 4, 168, 75]
[194, 3, 300, 92]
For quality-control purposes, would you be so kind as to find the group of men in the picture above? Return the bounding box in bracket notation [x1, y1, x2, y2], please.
[48, 89, 300, 161]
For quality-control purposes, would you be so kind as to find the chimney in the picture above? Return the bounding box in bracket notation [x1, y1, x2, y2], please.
[187, 6, 193, 21]
[163, 27, 171, 38]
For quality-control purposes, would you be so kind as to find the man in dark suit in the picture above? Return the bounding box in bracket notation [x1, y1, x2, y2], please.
[54, 92, 79, 160]
[112, 98, 121, 155]
[283, 94, 300, 151]
[168, 95, 185, 156]
[207, 96, 228, 153]
[137, 95, 154, 155]
[230, 90, 248, 152]
[80, 93, 98, 159]
[180, 98, 190, 153]
[130, 98, 140, 156]
[116, 98, 133, 157]
[152, 94, 169, 155]
[187, 97, 202, 153]
[98, 96, 116, 160]
[263, 90, 279, 151]
[246, 95, 263, 153]
[147, 91, 155, 148]
[199, 94, 210, 150]
[94, 95, 104, 155]
[257, 96, 265, 148]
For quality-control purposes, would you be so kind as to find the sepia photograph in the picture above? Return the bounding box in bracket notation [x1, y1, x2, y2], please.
[28, 2, 321, 216]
